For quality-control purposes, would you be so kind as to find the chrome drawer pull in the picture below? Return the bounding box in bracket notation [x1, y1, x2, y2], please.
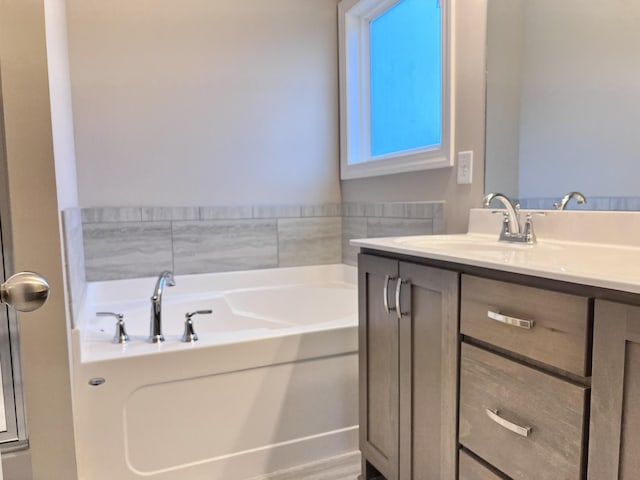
[383, 275, 397, 314]
[395, 278, 410, 320]
[487, 310, 534, 329]
[486, 408, 532, 437]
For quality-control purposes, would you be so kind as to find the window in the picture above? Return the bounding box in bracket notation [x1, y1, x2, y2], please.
[338, 0, 453, 179]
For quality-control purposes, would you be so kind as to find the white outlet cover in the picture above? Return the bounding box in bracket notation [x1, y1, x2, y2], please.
[457, 151, 473, 184]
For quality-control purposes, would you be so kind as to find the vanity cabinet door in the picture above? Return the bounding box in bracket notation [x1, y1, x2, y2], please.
[358, 254, 400, 480]
[358, 255, 459, 480]
[397, 262, 458, 480]
[588, 300, 640, 479]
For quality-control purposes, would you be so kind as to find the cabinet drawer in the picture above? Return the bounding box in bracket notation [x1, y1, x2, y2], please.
[459, 343, 587, 480]
[459, 450, 504, 480]
[461, 275, 591, 376]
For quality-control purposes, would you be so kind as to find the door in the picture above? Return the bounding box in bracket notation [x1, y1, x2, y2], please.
[0, 70, 27, 449]
[588, 300, 640, 479]
[397, 262, 458, 480]
[359, 254, 400, 480]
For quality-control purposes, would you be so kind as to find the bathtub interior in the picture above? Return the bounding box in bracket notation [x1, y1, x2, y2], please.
[76, 264, 358, 362]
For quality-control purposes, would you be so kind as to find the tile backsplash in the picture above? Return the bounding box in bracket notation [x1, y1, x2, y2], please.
[341, 202, 445, 265]
[74, 202, 444, 281]
[518, 196, 640, 211]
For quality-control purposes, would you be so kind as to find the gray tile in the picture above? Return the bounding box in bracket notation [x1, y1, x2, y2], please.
[301, 203, 342, 217]
[81, 207, 142, 223]
[173, 220, 278, 274]
[253, 205, 301, 219]
[620, 197, 640, 211]
[433, 203, 446, 233]
[61, 208, 86, 326]
[433, 202, 445, 220]
[581, 197, 611, 211]
[278, 217, 341, 267]
[341, 202, 366, 217]
[364, 203, 385, 217]
[141, 207, 199, 221]
[433, 216, 445, 234]
[405, 202, 435, 219]
[83, 222, 172, 281]
[342, 217, 367, 266]
[366, 218, 433, 238]
[382, 203, 406, 218]
[199, 205, 253, 220]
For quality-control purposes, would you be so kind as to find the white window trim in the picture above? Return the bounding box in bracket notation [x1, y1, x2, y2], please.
[338, 0, 455, 180]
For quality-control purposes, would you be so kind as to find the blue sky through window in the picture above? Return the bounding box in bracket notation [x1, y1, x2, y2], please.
[369, 0, 442, 157]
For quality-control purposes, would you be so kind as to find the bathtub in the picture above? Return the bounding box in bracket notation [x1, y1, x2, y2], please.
[71, 264, 358, 480]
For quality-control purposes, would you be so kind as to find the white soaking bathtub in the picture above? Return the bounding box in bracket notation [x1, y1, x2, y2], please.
[71, 264, 358, 480]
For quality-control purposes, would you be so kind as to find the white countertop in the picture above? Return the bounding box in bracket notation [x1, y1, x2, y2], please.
[351, 209, 640, 295]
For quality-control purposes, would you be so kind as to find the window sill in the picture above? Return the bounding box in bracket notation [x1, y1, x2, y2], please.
[340, 151, 453, 180]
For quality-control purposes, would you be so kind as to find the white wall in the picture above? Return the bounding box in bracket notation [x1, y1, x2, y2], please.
[518, 0, 640, 198]
[44, 0, 79, 210]
[341, 0, 488, 233]
[66, 0, 341, 207]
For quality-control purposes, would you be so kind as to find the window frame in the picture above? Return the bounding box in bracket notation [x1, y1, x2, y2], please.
[338, 0, 455, 180]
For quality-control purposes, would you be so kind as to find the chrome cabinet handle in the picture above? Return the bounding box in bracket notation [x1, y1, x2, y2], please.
[395, 278, 410, 321]
[383, 275, 397, 314]
[487, 310, 534, 329]
[486, 408, 532, 437]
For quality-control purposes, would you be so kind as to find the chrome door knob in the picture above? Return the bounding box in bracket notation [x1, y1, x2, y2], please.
[1, 271, 50, 312]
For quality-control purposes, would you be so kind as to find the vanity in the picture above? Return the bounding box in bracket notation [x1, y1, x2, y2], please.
[352, 209, 640, 480]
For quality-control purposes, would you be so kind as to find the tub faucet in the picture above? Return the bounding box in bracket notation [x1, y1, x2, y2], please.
[554, 191, 587, 210]
[150, 270, 176, 343]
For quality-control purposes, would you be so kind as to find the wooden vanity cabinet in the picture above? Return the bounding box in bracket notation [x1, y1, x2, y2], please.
[588, 300, 640, 479]
[358, 250, 640, 480]
[358, 254, 459, 480]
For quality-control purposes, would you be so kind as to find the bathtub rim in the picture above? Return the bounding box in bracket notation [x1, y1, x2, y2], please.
[73, 264, 357, 364]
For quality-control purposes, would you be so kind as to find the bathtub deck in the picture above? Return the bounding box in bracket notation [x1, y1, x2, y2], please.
[250, 452, 360, 480]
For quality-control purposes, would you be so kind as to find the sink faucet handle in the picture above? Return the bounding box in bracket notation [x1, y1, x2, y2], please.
[182, 310, 213, 342]
[491, 210, 512, 235]
[96, 312, 129, 344]
[523, 212, 546, 243]
[526, 211, 547, 220]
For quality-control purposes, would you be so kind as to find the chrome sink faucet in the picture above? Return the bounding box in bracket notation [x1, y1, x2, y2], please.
[483, 193, 521, 236]
[554, 191, 587, 210]
[150, 270, 176, 343]
[483, 193, 545, 244]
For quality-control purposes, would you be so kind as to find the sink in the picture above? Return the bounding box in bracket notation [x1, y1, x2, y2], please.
[391, 235, 566, 266]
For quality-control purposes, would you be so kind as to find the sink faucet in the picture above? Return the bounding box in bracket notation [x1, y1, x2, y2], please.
[483, 193, 544, 244]
[150, 271, 175, 343]
[483, 193, 521, 235]
[554, 191, 587, 210]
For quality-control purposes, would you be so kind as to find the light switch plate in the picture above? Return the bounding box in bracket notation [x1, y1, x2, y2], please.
[457, 151, 473, 184]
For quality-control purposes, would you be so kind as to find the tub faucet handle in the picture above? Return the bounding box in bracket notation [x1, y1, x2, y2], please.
[97, 312, 129, 344]
[182, 310, 212, 343]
